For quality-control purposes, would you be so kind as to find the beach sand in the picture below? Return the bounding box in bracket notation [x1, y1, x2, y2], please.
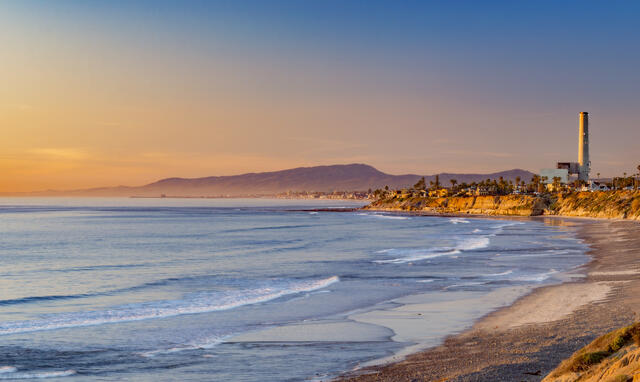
[338, 218, 640, 381]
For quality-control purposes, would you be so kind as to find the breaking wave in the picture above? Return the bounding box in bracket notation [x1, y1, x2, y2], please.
[0, 368, 75, 379]
[357, 213, 410, 220]
[374, 236, 490, 264]
[0, 277, 339, 336]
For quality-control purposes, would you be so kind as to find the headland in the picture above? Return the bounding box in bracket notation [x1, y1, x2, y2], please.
[364, 190, 640, 220]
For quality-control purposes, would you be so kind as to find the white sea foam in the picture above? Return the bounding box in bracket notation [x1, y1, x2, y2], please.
[514, 269, 557, 282]
[0, 367, 17, 374]
[490, 222, 523, 229]
[374, 236, 490, 264]
[456, 237, 490, 251]
[484, 270, 514, 277]
[358, 213, 409, 220]
[444, 281, 487, 290]
[449, 218, 470, 224]
[487, 221, 524, 236]
[140, 335, 226, 358]
[0, 370, 75, 379]
[0, 276, 339, 336]
[373, 248, 459, 264]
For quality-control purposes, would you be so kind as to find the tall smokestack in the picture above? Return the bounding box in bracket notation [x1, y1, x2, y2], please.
[578, 112, 590, 181]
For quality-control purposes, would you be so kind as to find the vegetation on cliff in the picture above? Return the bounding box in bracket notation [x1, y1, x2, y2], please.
[543, 322, 640, 382]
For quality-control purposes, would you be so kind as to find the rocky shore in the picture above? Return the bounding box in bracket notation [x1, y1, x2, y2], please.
[337, 218, 640, 382]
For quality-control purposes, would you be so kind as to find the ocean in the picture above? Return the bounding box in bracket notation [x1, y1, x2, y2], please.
[0, 198, 589, 381]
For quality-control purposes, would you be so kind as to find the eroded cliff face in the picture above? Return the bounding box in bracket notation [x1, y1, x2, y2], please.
[552, 191, 640, 220]
[365, 194, 547, 216]
[365, 191, 640, 220]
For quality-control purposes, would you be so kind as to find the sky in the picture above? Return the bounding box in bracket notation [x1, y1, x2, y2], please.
[1, 0, 639, 192]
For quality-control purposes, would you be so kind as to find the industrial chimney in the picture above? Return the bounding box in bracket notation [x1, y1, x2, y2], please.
[578, 112, 590, 182]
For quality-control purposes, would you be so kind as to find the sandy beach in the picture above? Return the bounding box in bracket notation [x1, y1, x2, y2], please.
[338, 217, 640, 381]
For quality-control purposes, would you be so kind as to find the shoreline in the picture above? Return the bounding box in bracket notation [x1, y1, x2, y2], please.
[361, 206, 634, 221]
[336, 215, 640, 381]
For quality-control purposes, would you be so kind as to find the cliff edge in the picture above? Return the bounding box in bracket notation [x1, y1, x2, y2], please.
[364, 191, 640, 220]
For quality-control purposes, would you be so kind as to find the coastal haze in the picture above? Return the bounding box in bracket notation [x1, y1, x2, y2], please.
[5, 164, 534, 197]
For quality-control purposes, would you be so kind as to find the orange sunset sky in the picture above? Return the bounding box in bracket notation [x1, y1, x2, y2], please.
[2, 1, 639, 192]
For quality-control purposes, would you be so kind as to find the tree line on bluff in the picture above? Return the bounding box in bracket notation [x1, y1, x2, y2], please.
[371, 164, 640, 199]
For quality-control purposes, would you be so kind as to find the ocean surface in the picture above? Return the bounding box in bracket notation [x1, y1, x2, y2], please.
[0, 198, 589, 381]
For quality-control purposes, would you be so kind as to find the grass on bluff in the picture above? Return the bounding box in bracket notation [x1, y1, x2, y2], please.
[549, 322, 640, 376]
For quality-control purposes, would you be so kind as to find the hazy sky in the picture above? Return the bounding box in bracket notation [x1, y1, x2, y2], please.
[2, 1, 639, 191]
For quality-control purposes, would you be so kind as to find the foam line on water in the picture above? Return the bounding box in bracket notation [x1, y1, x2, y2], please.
[357, 213, 410, 220]
[0, 276, 339, 336]
[0, 270, 339, 307]
[0, 369, 75, 379]
[513, 270, 557, 282]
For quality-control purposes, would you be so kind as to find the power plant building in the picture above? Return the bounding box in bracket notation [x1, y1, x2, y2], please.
[541, 112, 591, 184]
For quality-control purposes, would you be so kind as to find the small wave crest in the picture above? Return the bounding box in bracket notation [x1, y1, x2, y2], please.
[449, 218, 470, 224]
[457, 237, 490, 251]
[374, 236, 490, 264]
[139, 335, 227, 358]
[0, 276, 339, 336]
[483, 270, 514, 277]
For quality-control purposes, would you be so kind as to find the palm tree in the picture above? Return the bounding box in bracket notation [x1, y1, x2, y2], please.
[429, 175, 441, 190]
[530, 175, 540, 193]
[450, 179, 458, 190]
[540, 176, 549, 193]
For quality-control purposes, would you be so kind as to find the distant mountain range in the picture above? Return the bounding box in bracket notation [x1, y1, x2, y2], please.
[7, 164, 535, 197]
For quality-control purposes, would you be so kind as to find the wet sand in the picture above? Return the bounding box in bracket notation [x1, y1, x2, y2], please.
[338, 218, 640, 382]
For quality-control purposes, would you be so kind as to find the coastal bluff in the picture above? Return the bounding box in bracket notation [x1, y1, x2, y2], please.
[543, 323, 640, 382]
[364, 191, 640, 220]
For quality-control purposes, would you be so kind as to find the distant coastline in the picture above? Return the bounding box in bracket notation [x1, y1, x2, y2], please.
[0, 164, 533, 198]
